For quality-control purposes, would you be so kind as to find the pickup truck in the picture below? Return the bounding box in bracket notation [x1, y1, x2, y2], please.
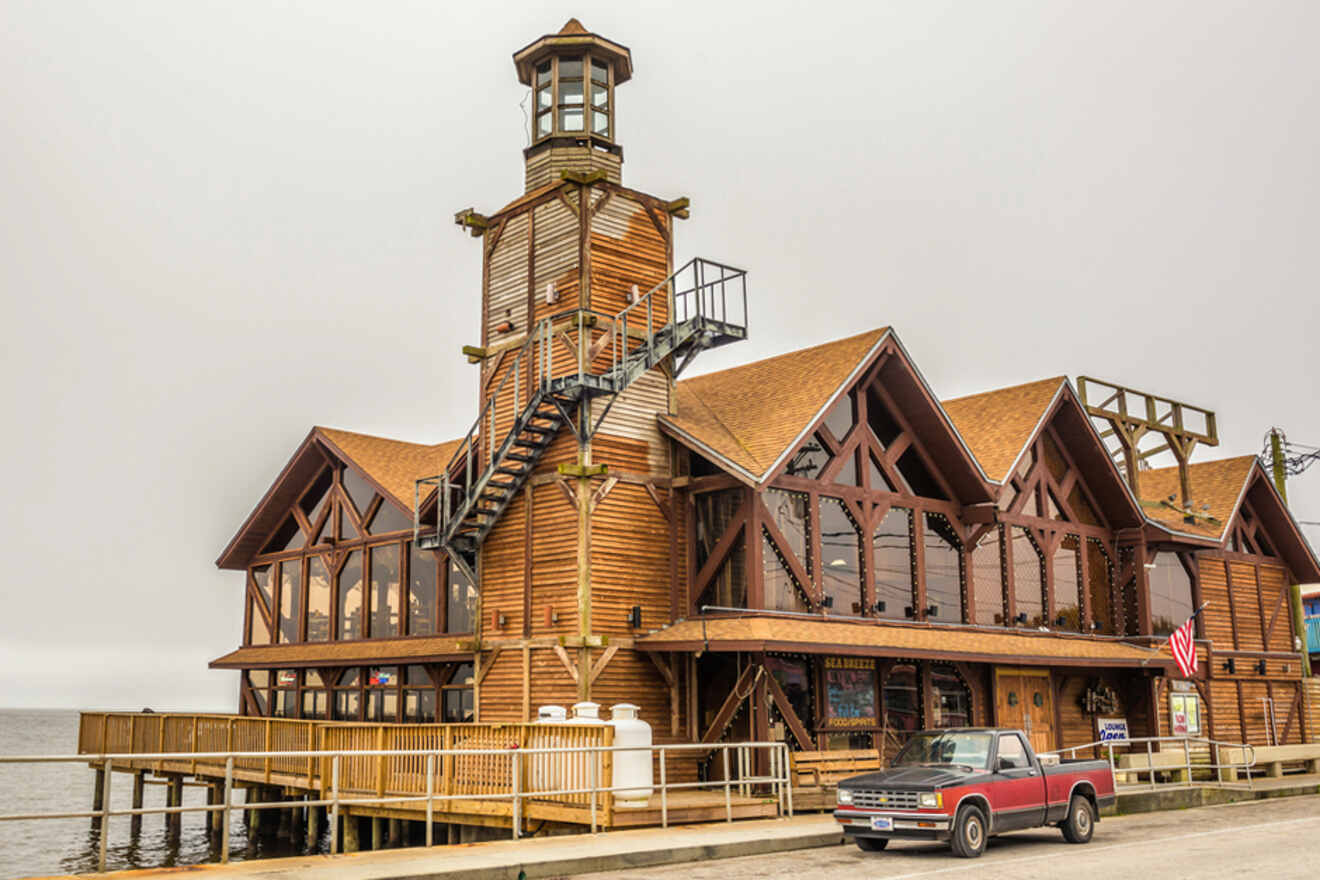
[833, 727, 1115, 858]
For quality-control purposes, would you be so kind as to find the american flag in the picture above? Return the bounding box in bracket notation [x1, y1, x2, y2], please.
[1169, 614, 1199, 678]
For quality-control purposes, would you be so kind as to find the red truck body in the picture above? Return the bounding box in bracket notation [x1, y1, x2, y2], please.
[832, 727, 1115, 857]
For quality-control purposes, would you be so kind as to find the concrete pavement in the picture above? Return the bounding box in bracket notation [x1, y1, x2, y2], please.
[575, 794, 1320, 880]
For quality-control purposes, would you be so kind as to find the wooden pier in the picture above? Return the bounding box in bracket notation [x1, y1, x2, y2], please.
[77, 712, 780, 840]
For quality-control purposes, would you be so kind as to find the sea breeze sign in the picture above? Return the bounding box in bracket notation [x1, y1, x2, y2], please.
[823, 656, 877, 728]
[1096, 717, 1129, 743]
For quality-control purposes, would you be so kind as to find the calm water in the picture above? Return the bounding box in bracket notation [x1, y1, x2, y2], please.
[0, 710, 320, 879]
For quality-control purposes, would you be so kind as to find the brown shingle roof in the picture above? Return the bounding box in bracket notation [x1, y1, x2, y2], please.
[942, 377, 1067, 483]
[559, 17, 589, 35]
[660, 328, 890, 479]
[636, 614, 1172, 668]
[1139, 455, 1257, 540]
[209, 636, 471, 669]
[316, 427, 462, 512]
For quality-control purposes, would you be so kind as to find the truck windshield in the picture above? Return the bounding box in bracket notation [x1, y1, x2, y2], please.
[892, 732, 993, 770]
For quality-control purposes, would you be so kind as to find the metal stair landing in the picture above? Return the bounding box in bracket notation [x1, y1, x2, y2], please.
[415, 257, 748, 575]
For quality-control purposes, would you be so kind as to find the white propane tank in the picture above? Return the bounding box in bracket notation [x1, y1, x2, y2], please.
[530, 706, 568, 793]
[570, 701, 606, 800]
[608, 703, 653, 807]
[570, 701, 604, 723]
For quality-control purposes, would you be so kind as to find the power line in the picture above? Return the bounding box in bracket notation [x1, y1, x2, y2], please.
[1259, 429, 1320, 478]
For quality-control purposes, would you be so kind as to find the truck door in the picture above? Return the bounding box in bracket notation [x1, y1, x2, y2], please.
[990, 732, 1047, 831]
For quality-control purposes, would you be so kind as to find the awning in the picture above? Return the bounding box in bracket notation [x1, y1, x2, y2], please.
[209, 636, 472, 670]
[635, 614, 1175, 670]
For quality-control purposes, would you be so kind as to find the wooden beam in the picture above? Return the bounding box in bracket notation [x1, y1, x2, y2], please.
[763, 665, 814, 750]
[589, 645, 619, 686]
[474, 647, 502, 686]
[700, 664, 759, 744]
[552, 643, 580, 685]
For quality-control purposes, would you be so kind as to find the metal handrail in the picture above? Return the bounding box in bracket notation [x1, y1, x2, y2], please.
[2, 739, 791, 873]
[1042, 735, 1258, 791]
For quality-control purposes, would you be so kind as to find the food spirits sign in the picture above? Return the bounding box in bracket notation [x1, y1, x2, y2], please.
[823, 657, 877, 728]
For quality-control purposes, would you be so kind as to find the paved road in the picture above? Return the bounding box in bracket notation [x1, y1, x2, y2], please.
[573, 795, 1320, 880]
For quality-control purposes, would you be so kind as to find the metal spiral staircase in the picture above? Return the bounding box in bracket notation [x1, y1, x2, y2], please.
[415, 257, 749, 579]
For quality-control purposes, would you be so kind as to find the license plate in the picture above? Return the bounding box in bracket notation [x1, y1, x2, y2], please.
[870, 816, 893, 831]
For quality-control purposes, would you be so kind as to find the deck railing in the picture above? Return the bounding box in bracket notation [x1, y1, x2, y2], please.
[14, 736, 791, 873]
[1042, 735, 1257, 790]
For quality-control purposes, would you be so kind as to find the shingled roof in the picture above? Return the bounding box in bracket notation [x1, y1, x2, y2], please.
[316, 427, 462, 512]
[941, 377, 1068, 483]
[1138, 455, 1257, 541]
[660, 328, 891, 480]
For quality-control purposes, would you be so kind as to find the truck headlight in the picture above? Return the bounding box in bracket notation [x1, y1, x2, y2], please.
[917, 792, 942, 809]
[837, 789, 853, 805]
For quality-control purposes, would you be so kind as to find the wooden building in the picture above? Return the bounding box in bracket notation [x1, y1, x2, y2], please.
[210, 20, 1320, 775]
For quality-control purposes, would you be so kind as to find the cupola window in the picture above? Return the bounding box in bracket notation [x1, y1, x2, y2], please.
[558, 58, 585, 131]
[530, 55, 613, 143]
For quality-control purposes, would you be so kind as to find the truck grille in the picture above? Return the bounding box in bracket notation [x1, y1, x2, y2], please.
[851, 789, 920, 810]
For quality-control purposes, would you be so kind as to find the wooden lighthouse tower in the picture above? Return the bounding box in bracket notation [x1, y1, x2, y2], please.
[416, 19, 750, 742]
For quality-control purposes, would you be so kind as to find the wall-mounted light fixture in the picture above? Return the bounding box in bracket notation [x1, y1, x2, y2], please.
[1015, 612, 1029, 625]
[873, 601, 887, 614]
[926, 605, 939, 618]
[904, 606, 915, 618]
[821, 595, 835, 609]
[545, 281, 559, 304]
[1223, 658, 1236, 674]
[627, 605, 642, 628]
[544, 606, 559, 626]
[1256, 659, 1267, 675]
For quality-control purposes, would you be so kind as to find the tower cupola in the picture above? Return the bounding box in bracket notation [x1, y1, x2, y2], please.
[513, 19, 632, 191]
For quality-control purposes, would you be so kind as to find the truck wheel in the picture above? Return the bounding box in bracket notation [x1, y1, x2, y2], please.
[856, 836, 888, 852]
[950, 805, 987, 858]
[1061, 794, 1094, 844]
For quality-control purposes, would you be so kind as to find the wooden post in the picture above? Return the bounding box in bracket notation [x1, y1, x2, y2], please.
[211, 783, 224, 833]
[264, 719, 273, 785]
[601, 725, 615, 828]
[388, 818, 401, 846]
[91, 767, 106, 827]
[375, 726, 387, 799]
[343, 814, 360, 852]
[167, 775, 183, 835]
[306, 801, 320, 849]
[372, 817, 384, 850]
[130, 771, 145, 836]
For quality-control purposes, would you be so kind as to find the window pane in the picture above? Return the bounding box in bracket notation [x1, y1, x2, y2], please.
[971, 529, 1005, 626]
[536, 61, 551, 86]
[265, 515, 303, 554]
[1012, 527, 1045, 626]
[1148, 551, 1193, 636]
[300, 468, 333, 525]
[765, 656, 812, 728]
[247, 597, 271, 645]
[592, 110, 609, 136]
[765, 489, 810, 576]
[868, 452, 897, 492]
[820, 498, 862, 615]
[370, 544, 401, 638]
[559, 107, 584, 130]
[823, 395, 854, 444]
[591, 83, 608, 106]
[447, 560, 475, 633]
[1117, 546, 1139, 636]
[369, 502, 411, 534]
[559, 58, 583, 79]
[1054, 535, 1081, 631]
[537, 86, 553, 110]
[873, 507, 913, 619]
[591, 59, 608, 83]
[560, 80, 584, 105]
[307, 556, 331, 641]
[536, 111, 552, 137]
[786, 433, 829, 479]
[339, 550, 363, 640]
[410, 545, 438, 636]
[339, 502, 359, 540]
[762, 532, 809, 612]
[279, 558, 302, 642]
[1069, 483, 1102, 527]
[923, 513, 962, 622]
[930, 666, 971, 728]
[865, 386, 903, 448]
[883, 664, 921, 734]
[335, 688, 360, 721]
[252, 564, 273, 610]
[1087, 539, 1114, 634]
[342, 467, 375, 520]
[699, 533, 746, 609]
[405, 689, 437, 723]
[301, 689, 327, 720]
[896, 449, 946, 500]
[694, 489, 741, 571]
[443, 688, 474, 723]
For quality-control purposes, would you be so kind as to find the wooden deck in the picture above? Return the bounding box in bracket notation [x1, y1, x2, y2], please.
[77, 712, 786, 831]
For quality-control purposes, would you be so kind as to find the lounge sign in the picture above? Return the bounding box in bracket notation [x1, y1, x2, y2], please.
[823, 656, 877, 728]
[1097, 717, 1129, 743]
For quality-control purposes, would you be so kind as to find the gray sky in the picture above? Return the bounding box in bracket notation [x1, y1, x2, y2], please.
[3, 1, 1318, 710]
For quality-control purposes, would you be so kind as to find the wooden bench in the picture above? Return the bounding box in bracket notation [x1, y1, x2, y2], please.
[790, 749, 882, 788]
[1218, 744, 1320, 780]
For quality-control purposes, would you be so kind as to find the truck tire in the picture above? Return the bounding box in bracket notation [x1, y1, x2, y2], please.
[1061, 794, 1095, 844]
[855, 836, 888, 852]
[950, 805, 987, 858]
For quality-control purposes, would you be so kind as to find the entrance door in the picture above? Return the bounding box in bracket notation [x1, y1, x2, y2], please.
[994, 668, 1055, 755]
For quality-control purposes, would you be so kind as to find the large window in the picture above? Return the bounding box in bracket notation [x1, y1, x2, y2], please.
[764, 489, 811, 613]
[923, 513, 962, 622]
[531, 55, 613, 143]
[1054, 535, 1082, 631]
[1148, 551, 1194, 637]
[369, 545, 401, 638]
[882, 664, 921, 734]
[1087, 539, 1114, 634]
[929, 665, 972, 728]
[279, 559, 302, 643]
[410, 546, 438, 637]
[820, 498, 863, 615]
[448, 560, 476, 634]
[873, 507, 913, 619]
[338, 550, 363, 640]
[1012, 528, 1045, 626]
[307, 557, 331, 641]
[972, 529, 1005, 626]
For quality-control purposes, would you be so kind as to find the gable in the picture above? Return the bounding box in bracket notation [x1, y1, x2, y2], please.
[942, 377, 1067, 484]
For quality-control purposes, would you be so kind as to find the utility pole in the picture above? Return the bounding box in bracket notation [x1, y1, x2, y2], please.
[1269, 428, 1311, 678]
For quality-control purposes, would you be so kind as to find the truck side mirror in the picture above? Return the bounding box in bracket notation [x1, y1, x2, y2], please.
[996, 758, 1014, 772]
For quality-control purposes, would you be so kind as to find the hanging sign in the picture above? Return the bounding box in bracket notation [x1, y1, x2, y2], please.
[823, 657, 877, 728]
[277, 671, 297, 687]
[1096, 717, 1129, 743]
[369, 669, 395, 686]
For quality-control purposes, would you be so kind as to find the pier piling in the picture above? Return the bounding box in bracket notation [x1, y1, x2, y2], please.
[166, 775, 183, 835]
[306, 801, 320, 849]
[388, 818, 401, 847]
[343, 815, 360, 853]
[91, 767, 105, 827]
[372, 816, 384, 850]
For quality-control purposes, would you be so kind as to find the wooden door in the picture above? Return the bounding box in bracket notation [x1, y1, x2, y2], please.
[994, 668, 1055, 755]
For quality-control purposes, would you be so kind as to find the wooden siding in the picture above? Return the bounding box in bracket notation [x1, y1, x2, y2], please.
[1198, 557, 1235, 649]
[1208, 680, 1243, 743]
[1259, 564, 1293, 653]
[525, 145, 621, 192]
[529, 480, 580, 637]
[479, 489, 528, 641]
[532, 197, 580, 320]
[589, 193, 669, 320]
[486, 213, 530, 348]
[590, 481, 671, 634]
[1229, 561, 1265, 651]
[591, 371, 671, 472]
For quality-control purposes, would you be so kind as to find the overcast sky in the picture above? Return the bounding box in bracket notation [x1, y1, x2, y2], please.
[3, 1, 1318, 711]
